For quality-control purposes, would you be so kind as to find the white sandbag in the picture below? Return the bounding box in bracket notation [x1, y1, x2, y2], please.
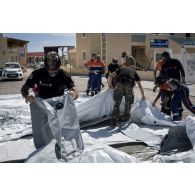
[26, 140, 139, 163]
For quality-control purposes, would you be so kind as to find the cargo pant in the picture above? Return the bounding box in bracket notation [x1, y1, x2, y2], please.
[91, 73, 102, 94]
[86, 73, 93, 92]
[160, 90, 172, 115]
[111, 82, 134, 123]
[172, 85, 195, 116]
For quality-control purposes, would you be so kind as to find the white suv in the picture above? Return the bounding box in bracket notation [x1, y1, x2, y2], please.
[2, 62, 23, 80]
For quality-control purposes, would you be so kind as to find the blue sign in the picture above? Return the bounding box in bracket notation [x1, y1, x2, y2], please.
[150, 39, 169, 48]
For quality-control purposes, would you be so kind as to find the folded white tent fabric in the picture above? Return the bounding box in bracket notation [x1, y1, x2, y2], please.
[119, 122, 168, 148]
[30, 94, 84, 161]
[130, 99, 176, 127]
[0, 137, 35, 162]
[0, 89, 176, 143]
[152, 149, 195, 163]
[76, 89, 124, 124]
[0, 89, 184, 163]
[25, 140, 139, 163]
[0, 94, 32, 140]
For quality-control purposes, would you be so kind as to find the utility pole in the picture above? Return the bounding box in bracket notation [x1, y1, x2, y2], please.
[61, 47, 64, 67]
[67, 47, 71, 74]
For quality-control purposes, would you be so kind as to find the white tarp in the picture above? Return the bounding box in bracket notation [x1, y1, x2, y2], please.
[25, 140, 139, 163]
[130, 99, 176, 127]
[0, 137, 35, 162]
[0, 94, 32, 142]
[1, 90, 193, 163]
[153, 149, 195, 163]
[77, 89, 124, 124]
[119, 122, 168, 148]
[30, 94, 84, 161]
[0, 89, 176, 143]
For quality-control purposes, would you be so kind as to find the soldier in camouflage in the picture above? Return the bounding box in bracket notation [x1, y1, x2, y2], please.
[110, 52, 145, 127]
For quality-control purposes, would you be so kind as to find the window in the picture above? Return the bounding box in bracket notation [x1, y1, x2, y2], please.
[5, 63, 20, 68]
[82, 33, 86, 38]
[82, 50, 86, 61]
[155, 53, 163, 62]
[186, 33, 191, 38]
[131, 34, 145, 42]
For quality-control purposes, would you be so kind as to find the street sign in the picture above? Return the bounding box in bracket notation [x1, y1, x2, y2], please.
[150, 39, 169, 48]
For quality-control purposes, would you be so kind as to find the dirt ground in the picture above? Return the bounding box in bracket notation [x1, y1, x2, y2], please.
[0, 68, 194, 119]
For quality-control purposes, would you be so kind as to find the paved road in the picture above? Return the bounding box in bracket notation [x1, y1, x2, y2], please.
[0, 68, 194, 118]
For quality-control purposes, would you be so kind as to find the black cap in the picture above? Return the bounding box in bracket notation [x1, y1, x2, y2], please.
[162, 51, 170, 58]
[121, 51, 128, 58]
[91, 53, 96, 57]
[112, 58, 118, 63]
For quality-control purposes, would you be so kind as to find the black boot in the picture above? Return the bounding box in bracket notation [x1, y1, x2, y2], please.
[178, 108, 183, 120]
[86, 89, 89, 96]
[110, 118, 117, 128]
[91, 91, 95, 97]
[173, 115, 181, 121]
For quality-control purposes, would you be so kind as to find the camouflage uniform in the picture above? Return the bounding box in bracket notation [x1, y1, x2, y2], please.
[110, 65, 136, 126]
[126, 55, 136, 66]
[111, 82, 134, 123]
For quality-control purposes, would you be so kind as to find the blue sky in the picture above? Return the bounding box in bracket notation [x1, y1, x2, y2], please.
[4, 33, 76, 52]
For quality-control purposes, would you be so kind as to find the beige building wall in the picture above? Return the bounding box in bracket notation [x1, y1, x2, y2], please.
[90, 33, 101, 55]
[76, 33, 101, 67]
[105, 33, 131, 66]
[144, 34, 183, 70]
[6, 43, 28, 67]
[76, 33, 195, 72]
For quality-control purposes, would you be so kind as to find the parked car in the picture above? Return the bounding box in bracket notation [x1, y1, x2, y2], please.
[2, 62, 23, 80]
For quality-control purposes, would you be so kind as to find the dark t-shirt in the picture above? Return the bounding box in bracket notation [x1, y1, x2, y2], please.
[108, 63, 119, 73]
[25, 68, 75, 99]
[160, 58, 185, 81]
[106, 63, 119, 79]
[116, 66, 141, 82]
